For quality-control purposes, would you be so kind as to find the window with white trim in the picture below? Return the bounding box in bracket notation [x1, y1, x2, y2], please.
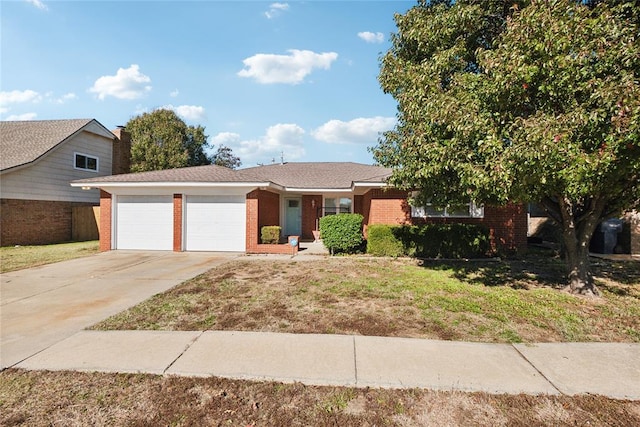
[74, 153, 98, 172]
[411, 201, 484, 218]
[323, 197, 352, 216]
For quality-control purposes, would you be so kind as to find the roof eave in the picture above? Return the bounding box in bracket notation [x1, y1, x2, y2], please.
[282, 187, 354, 193]
[71, 181, 278, 190]
[352, 181, 388, 188]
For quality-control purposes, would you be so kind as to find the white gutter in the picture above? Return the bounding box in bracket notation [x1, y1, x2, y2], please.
[352, 181, 388, 188]
[71, 181, 279, 190]
[282, 187, 354, 193]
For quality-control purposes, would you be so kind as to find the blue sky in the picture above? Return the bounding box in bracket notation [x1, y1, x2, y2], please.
[1, 0, 414, 167]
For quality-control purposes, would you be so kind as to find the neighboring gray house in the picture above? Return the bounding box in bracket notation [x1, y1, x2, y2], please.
[0, 119, 130, 246]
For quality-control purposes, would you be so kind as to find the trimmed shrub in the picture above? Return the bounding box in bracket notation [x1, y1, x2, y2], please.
[319, 214, 364, 254]
[366, 224, 404, 257]
[408, 223, 491, 258]
[261, 226, 281, 244]
[366, 223, 491, 259]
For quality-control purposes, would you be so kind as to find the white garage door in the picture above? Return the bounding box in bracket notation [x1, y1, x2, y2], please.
[185, 195, 246, 251]
[115, 195, 173, 250]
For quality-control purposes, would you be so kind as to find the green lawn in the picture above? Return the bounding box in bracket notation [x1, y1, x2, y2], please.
[0, 241, 99, 273]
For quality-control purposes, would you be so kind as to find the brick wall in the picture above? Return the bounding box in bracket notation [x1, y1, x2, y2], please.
[247, 243, 300, 255]
[246, 189, 303, 253]
[257, 190, 280, 232]
[0, 198, 96, 246]
[301, 195, 322, 240]
[365, 189, 412, 226]
[246, 191, 259, 251]
[362, 189, 528, 253]
[173, 194, 183, 251]
[111, 128, 131, 175]
[99, 190, 112, 251]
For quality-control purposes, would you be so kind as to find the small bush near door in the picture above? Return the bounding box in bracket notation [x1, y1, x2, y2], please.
[261, 226, 281, 244]
[367, 224, 491, 259]
[319, 214, 364, 254]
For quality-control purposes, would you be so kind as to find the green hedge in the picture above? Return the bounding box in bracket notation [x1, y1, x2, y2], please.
[319, 214, 364, 254]
[261, 226, 281, 244]
[367, 223, 491, 259]
[366, 224, 405, 257]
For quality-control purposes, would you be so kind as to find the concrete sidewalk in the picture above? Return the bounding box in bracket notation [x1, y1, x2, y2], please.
[15, 330, 640, 400]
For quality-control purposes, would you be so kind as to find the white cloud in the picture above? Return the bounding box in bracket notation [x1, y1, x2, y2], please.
[358, 31, 385, 43]
[0, 89, 42, 106]
[169, 89, 179, 97]
[211, 132, 242, 147]
[312, 116, 396, 144]
[54, 92, 77, 104]
[5, 112, 38, 121]
[133, 104, 150, 116]
[212, 124, 305, 165]
[265, 2, 289, 19]
[163, 104, 206, 122]
[238, 49, 338, 84]
[89, 64, 152, 100]
[25, 0, 48, 11]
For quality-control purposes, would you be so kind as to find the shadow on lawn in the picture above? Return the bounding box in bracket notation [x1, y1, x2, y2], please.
[418, 257, 566, 290]
[415, 246, 639, 292]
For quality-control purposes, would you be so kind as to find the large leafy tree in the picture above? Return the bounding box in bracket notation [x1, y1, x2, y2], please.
[127, 109, 213, 172]
[211, 145, 242, 169]
[373, 0, 640, 295]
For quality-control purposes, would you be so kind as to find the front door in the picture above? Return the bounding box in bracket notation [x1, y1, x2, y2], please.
[284, 198, 302, 236]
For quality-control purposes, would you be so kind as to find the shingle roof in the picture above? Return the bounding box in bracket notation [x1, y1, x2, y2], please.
[75, 164, 265, 183]
[73, 162, 391, 189]
[0, 119, 98, 171]
[242, 162, 391, 189]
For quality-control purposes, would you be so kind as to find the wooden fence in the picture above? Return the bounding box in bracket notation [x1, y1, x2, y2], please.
[72, 206, 100, 241]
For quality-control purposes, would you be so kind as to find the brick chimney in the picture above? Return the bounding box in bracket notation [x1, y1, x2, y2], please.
[111, 126, 131, 175]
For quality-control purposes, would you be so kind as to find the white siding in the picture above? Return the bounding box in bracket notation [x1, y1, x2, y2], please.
[0, 131, 113, 203]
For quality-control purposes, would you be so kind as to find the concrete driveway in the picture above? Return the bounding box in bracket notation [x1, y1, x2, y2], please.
[1, 250, 236, 369]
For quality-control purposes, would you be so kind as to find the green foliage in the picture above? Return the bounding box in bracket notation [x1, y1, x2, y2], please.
[211, 145, 241, 169]
[373, 0, 640, 291]
[366, 224, 490, 259]
[261, 226, 281, 244]
[127, 109, 213, 172]
[319, 214, 364, 254]
[404, 224, 491, 259]
[366, 225, 405, 257]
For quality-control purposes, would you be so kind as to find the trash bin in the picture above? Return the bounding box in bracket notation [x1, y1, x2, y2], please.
[590, 219, 624, 254]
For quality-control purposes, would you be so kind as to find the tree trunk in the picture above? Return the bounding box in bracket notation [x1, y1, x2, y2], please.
[563, 237, 598, 296]
[557, 196, 603, 297]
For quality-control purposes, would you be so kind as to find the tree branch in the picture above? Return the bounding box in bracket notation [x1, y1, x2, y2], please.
[541, 196, 562, 224]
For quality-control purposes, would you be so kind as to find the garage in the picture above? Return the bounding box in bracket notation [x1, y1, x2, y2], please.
[115, 195, 173, 250]
[184, 195, 246, 251]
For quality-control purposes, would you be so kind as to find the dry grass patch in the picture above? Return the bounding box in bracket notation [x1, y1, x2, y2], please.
[1, 369, 639, 427]
[92, 252, 640, 343]
[0, 241, 99, 273]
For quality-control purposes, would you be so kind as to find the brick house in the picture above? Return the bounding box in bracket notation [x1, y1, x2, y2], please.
[0, 119, 130, 246]
[72, 162, 527, 254]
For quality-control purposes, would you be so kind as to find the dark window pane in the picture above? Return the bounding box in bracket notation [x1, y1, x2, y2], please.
[75, 154, 85, 169]
[87, 157, 97, 170]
